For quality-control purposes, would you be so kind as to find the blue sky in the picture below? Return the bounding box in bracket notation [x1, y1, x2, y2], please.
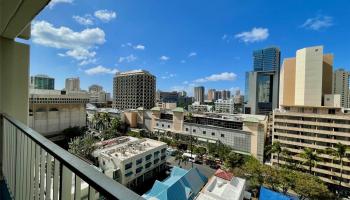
[28, 0, 350, 95]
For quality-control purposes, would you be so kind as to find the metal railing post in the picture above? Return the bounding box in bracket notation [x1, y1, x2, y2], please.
[0, 113, 3, 180]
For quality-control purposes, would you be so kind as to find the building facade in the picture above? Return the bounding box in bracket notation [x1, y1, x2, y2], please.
[30, 74, 55, 90]
[156, 90, 179, 103]
[88, 84, 110, 104]
[215, 99, 235, 114]
[113, 70, 156, 110]
[273, 45, 350, 188]
[194, 86, 205, 103]
[149, 108, 267, 162]
[92, 136, 167, 188]
[333, 68, 350, 108]
[65, 77, 80, 92]
[28, 89, 89, 136]
[245, 47, 280, 115]
[208, 89, 216, 102]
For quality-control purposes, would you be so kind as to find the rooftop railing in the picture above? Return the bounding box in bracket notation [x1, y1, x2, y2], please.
[0, 113, 144, 200]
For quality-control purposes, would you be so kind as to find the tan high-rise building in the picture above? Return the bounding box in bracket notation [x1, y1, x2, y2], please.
[273, 46, 350, 188]
[207, 89, 216, 101]
[113, 70, 156, 110]
[279, 46, 333, 107]
[65, 77, 80, 92]
[194, 86, 205, 103]
[333, 68, 350, 108]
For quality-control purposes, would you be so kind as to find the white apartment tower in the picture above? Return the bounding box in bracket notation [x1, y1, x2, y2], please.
[333, 69, 350, 108]
[294, 46, 333, 106]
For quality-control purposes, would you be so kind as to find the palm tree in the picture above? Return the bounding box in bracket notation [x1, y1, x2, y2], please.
[299, 148, 320, 174]
[266, 141, 282, 167]
[325, 142, 349, 187]
[175, 153, 183, 166]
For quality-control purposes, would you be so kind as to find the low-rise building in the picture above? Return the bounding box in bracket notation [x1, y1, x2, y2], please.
[92, 136, 167, 188]
[215, 99, 235, 114]
[189, 102, 213, 113]
[28, 89, 89, 136]
[196, 169, 247, 200]
[88, 84, 111, 105]
[150, 107, 267, 162]
[142, 166, 207, 200]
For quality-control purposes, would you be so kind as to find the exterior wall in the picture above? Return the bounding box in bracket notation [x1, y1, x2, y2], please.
[295, 46, 323, 106]
[322, 54, 333, 97]
[333, 69, 349, 108]
[215, 99, 235, 114]
[194, 86, 205, 103]
[245, 71, 257, 114]
[172, 111, 184, 132]
[272, 106, 350, 187]
[324, 94, 341, 107]
[243, 121, 266, 162]
[124, 111, 138, 128]
[279, 58, 296, 106]
[29, 104, 86, 136]
[0, 37, 29, 124]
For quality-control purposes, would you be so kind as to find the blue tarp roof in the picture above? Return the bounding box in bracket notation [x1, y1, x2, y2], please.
[142, 167, 207, 200]
[259, 187, 298, 200]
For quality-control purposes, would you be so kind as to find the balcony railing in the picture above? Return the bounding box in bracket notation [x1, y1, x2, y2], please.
[0, 113, 144, 200]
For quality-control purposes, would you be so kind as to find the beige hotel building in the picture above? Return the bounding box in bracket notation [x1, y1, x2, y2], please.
[273, 45, 350, 188]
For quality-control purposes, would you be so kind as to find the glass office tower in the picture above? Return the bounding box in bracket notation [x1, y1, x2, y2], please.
[30, 74, 55, 90]
[245, 47, 280, 115]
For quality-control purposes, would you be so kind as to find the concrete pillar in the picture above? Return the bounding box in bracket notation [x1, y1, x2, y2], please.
[0, 37, 29, 124]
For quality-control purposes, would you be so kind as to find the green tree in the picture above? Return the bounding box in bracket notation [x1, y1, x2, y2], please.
[266, 141, 282, 167]
[263, 165, 280, 191]
[175, 152, 183, 166]
[299, 148, 320, 174]
[68, 134, 97, 160]
[241, 156, 264, 196]
[294, 171, 334, 200]
[278, 168, 296, 194]
[224, 151, 245, 170]
[127, 131, 141, 138]
[325, 142, 349, 187]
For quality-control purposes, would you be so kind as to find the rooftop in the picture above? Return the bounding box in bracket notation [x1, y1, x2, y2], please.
[92, 136, 166, 161]
[196, 169, 246, 200]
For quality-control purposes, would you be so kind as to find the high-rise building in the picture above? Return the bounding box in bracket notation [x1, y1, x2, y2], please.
[194, 86, 205, 103]
[333, 68, 349, 108]
[178, 91, 187, 97]
[88, 84, 110, 104]
[221, 90, 231, 100]
[30, 74, 55, 90]
[273, 46, 350, 188]
[113, 70, 156, 109]
[279, 46, 333, 107]
[65, 77, 80, 92]
[245, 47, 280, 115]
[89, 84, 103, 93]
[207, 89, 216, 101]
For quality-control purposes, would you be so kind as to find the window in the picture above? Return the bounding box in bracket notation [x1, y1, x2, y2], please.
[146, 154, 152, 160]
[125, 162, 132, 170]
[145, 162, 152, 168]
[221, 134, 225, 138]
[161, 148, 166, 153]
[161, 155, 166, 160]
[162, 124, 164, 127]
[168, 125, 170, 128]
[125, 171, 133, 177]
[136, 166, 143, 173]
[156, 123, 159, 126]
[186, 128, 189, 131]
[154, 151, 160, 157]
[212, 132, 215, 136]
[203, 131, 206, 134]
[136, 158, 143, 165]
[193, 129, 196, 133]
[154, 158, 160, 164]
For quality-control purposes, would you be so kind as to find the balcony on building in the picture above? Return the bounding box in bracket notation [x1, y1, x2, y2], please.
[0, 0, 144, 199]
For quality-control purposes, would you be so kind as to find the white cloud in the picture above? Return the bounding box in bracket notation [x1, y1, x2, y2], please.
[73, 15, 94, 26]
[85, 65, 118, 75]
[134, 44, 145, 50]
[160, 56, 170, 61]
[32, 20, 105, 64]
[78, 58, 97, 66]
[32, 21, 105, 49]
[118, 54, 137, 63]
[48, 0, 73, 9]
[235, 27, 269, 43]
[188, 52, 197, 57]
[301, 15, 333, 31]
[180, 60, 186, 64]
[194, 72, 237, 83]
[94, 10, 117, 22]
